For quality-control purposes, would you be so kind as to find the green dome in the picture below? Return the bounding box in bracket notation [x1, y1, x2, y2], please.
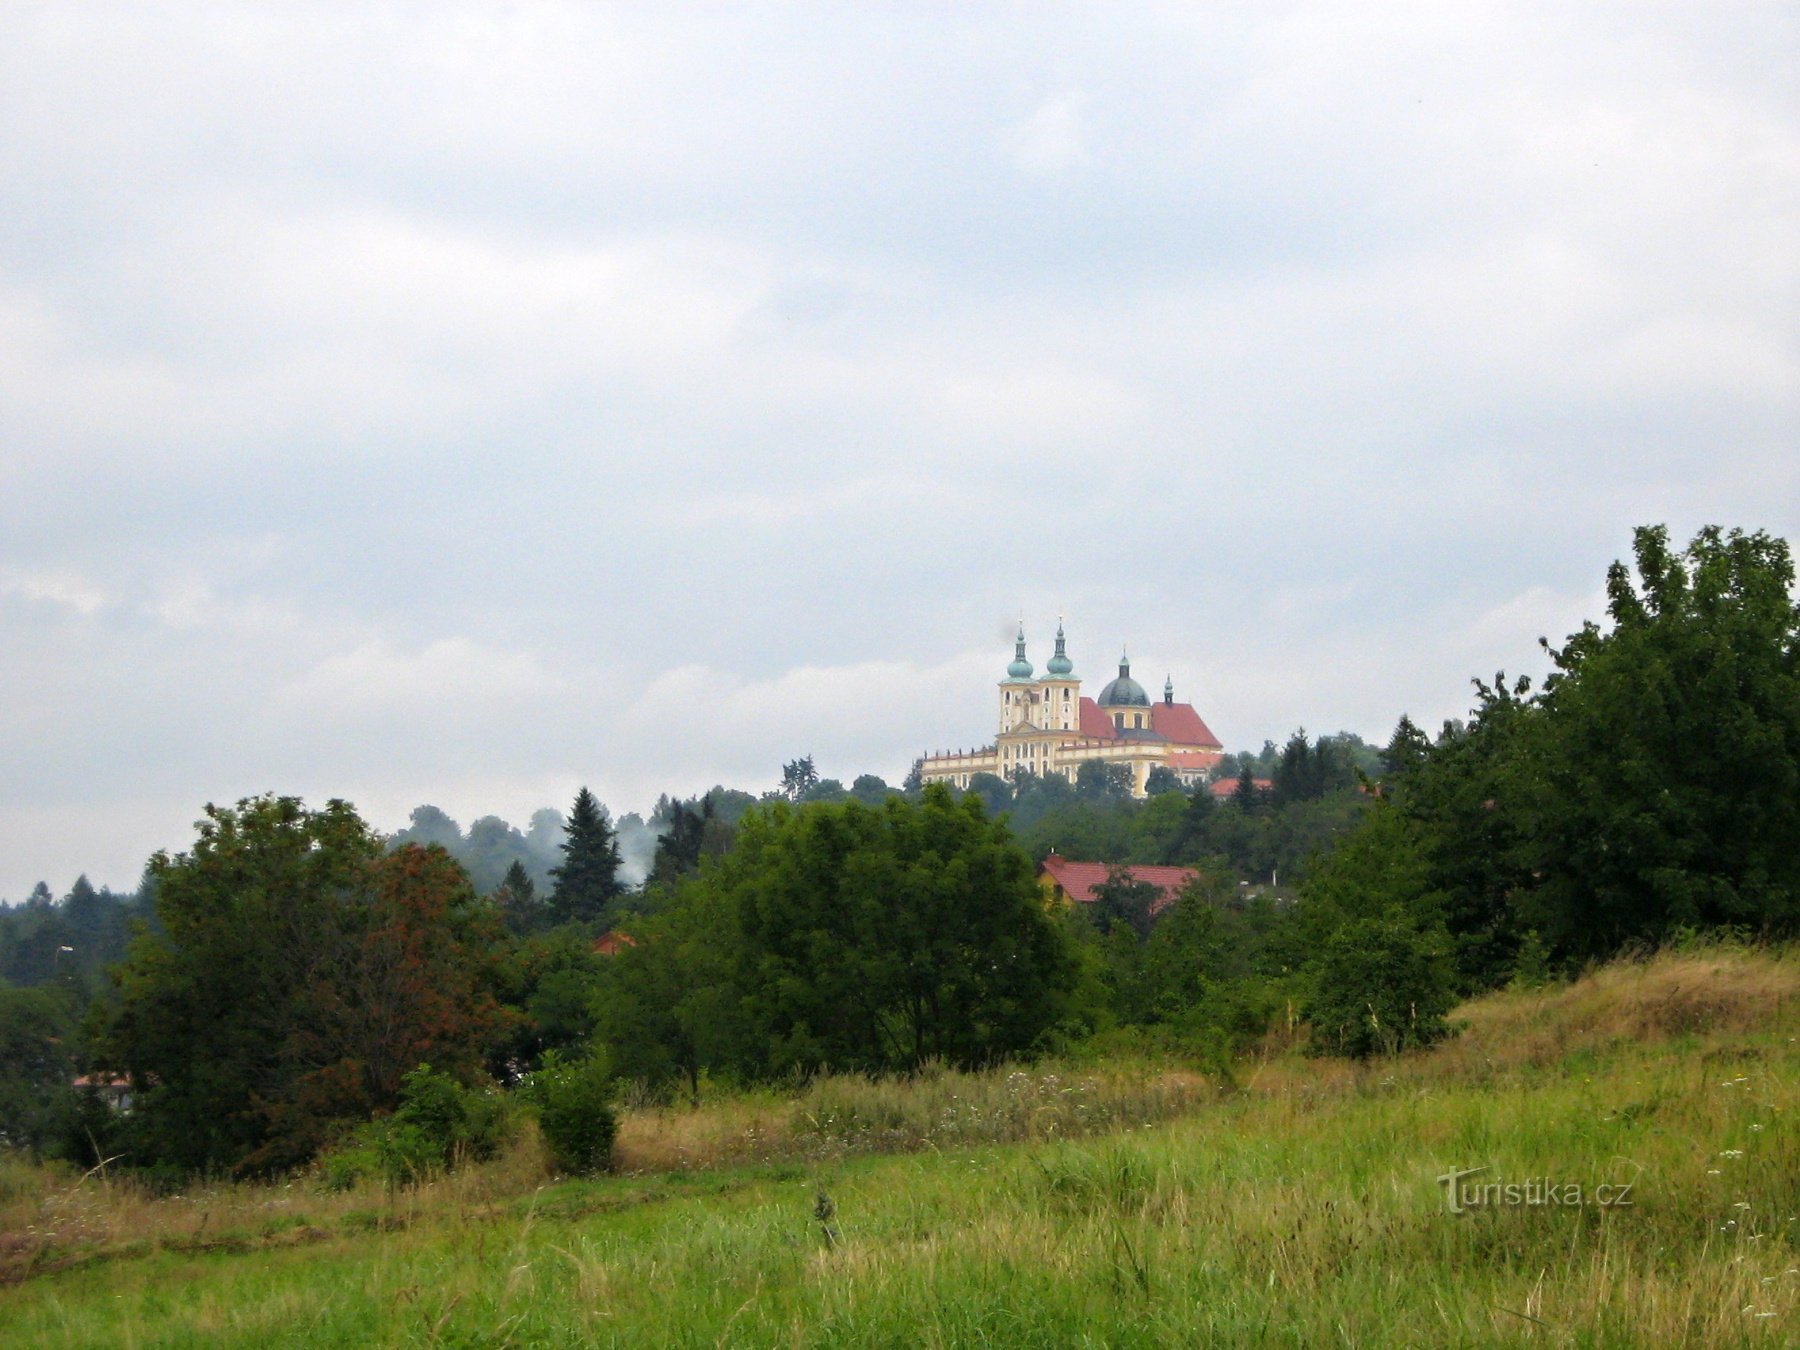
[1046, 622, 1074, 677]
[1005, 623, 1034, 681]
[1097, 652, 1149, 707]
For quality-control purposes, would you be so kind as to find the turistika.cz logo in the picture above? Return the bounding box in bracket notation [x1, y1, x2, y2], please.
[1436, 1166, 1635, 1215]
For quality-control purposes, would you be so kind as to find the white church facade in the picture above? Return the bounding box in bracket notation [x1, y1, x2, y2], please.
[918, 623, 1225, 797]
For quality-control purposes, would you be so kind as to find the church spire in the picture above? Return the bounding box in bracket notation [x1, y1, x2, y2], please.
[1006, 621, 1034, 680]
[1164, 674, 1174, 705]
[1046, 617, 1074, 677]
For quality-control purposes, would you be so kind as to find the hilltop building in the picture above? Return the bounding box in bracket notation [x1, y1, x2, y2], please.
[918, 623, 1224, 797]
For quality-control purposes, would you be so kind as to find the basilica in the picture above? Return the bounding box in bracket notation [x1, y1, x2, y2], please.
[918, 623, 1224, 796]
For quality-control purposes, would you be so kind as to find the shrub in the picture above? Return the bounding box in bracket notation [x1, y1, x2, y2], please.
[316, 1064, 512, 1189]
[531, 1053, 616, 1175]
[1302, 916, 1458, 1058]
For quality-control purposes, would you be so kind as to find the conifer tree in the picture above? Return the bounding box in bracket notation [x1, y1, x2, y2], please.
[548, 788, 624, 926]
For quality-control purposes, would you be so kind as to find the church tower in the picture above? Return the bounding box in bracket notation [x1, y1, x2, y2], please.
[997, 622, 1036, 734]
[1038, 620, 1081, 733]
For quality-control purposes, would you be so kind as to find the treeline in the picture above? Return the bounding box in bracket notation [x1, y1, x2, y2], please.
[1311, 525, 1800, 989]
[0, 877, 148, 997]
[2, 523, 1790, 1184]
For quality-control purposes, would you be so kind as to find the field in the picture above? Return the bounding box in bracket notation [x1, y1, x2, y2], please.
[2, 945, 1797, 1346]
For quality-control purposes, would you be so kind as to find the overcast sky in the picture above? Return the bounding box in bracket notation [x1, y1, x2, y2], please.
[2, 2, 1795, 899]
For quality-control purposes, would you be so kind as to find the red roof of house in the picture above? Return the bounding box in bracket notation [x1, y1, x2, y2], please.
[1209, 776, 1272, 799]
[1150, 701, 1222, 748]
[593, 930, 638, 955]
[1077, 696, 1115, 739]
[1167, 751, 1223, 771]
[1038, 855, 1200, 915]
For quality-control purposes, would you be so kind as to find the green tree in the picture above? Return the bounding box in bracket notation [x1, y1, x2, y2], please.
[98, 796, 505, 1174]
[849, 774, 892, 806]
[1088, 867, 1160, 942]
[548, 789, 624, 927]
[1144, 765, 1183, 796]
[964, 771, 1014, 816]
[1381, 715, 1431, 782]
[724, 787, 1078, 1075]
[493, 860, 546, 936]
[1512, 525, 1800, 957]
[1076, 760, 1133, 804]
[1301, 915, 1456, 1059]
[779, 756, 820, 802]
[0, 982, 76, 1152]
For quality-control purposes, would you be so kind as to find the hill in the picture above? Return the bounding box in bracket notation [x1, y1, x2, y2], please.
[2, 943, 1796, 1344]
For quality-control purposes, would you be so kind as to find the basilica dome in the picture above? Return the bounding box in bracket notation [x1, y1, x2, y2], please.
[1097, 654, 1149, 707]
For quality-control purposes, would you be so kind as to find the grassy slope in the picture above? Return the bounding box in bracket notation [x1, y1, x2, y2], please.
[2, 946, 1797, 1347]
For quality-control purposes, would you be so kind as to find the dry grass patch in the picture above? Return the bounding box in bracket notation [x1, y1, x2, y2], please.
[1453, 944, 1800, 1070]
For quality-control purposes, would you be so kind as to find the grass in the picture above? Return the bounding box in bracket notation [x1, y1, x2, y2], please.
[2, 943, 1797, 1345]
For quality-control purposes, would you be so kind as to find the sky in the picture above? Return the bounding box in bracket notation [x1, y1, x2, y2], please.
[2, 2, 1795, 900]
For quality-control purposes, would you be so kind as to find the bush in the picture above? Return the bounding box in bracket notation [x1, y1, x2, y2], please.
[316, 1064, 512, 1189]
[1302, 916, 1458, 1058]
[531, 1053, 616, 1175]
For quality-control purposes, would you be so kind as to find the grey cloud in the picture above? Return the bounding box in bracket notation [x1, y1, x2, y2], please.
[0, 2, 1794, 898]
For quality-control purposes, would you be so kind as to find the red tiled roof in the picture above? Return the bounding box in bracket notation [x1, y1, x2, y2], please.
[1167, 751, 1223, 771]
[593, 930, 638, 955]
[1151, 701, 1222, 749]
[1209, 776, 1272, 799]
[1038, 855, 1200, 915]
[1077, 697, 1115, 739]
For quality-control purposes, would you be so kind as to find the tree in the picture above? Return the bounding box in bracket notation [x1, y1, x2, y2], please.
[902, 759, 925, 797]
[1381, 715, 1431, 782]
[98, 796, 506, 1174]
[1301, 915, 1456, 1059]
[548, 788, 624, 927]
[392, 805, 463, 853]
[1076, 760, 1133, 804]
[779, 756, 820, 802]
[0, 982, 76, 1152]
[849, 774, 892, 806]
[1144, 766, 1183, 796]
[673, 787, 1078, 1077]
[1088, 867, 1161, 942]
[493, 860, 546, 936]
[646, 796, 712, 892]
[1512, 525, 1800, 956]
[601, 788, 1080, 1087]
[964, 771, 1014, 816]
[1230, 763, 1261, 812]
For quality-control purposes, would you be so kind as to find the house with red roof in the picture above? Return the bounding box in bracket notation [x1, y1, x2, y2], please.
[918, 622, 1225, 798]
[1038, 854, 1200, 917]
[1208, 775, 1273, 801]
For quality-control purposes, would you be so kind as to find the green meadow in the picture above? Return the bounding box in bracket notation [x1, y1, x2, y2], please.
[3, 945, 1797, 1347]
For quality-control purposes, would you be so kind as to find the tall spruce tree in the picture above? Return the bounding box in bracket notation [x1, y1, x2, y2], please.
[548, 788, 624, 925]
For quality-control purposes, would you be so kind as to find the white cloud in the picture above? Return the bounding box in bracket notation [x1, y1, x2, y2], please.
[0, 566, 106, 616]
[1005, 92, 1091, 174]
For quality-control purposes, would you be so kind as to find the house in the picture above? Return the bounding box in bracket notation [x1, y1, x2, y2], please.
[592, 930, 638, 956]
[1037, 854, 1202, 918]
[1208, 775, 1273, 801]
[70, 1074, 134, 1113]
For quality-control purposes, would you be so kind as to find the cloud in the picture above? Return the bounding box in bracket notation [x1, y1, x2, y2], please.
[0, 566, 106, 616]
[1006, 93, 1091, 175]
[0, 3, 1793, 898]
